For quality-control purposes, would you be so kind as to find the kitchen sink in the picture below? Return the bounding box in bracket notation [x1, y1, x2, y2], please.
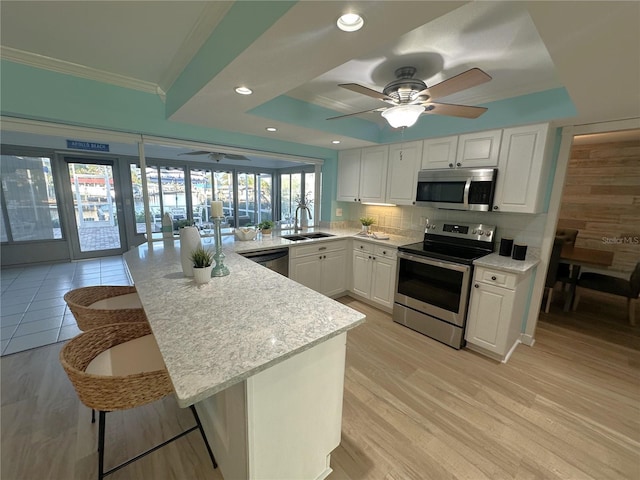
[299, 232, 335, 239]
[281, 232, 335, 241]
[281, 234, 310, 241]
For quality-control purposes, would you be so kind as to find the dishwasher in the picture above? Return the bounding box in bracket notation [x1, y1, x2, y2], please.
[239, 248, 289, 277]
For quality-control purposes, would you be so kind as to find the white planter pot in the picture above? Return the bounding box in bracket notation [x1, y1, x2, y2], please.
[193, 265, 213, 284]
[179, 226, 202, 277]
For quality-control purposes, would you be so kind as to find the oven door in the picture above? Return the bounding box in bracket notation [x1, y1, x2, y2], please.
[394, 251, 472, 327]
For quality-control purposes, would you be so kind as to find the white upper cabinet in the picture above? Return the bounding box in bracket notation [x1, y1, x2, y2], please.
[493, 123, 553, 214]
[359, 146, 389, 204]
[421, 130, 501, 169]
[456, 129, 502, 168]
[336, 149, 362, 202]
[421, 136, 458, 169]
[336, 146, 388, 203]
[386, 141, 423, 205]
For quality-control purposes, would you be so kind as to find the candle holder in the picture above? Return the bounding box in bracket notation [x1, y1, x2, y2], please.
[211, 217, 230, 277]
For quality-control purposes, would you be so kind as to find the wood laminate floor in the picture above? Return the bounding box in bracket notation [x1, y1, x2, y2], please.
[1, 292, 638, 480]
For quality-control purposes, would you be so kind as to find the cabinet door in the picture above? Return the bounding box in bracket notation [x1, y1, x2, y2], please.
[370, 257, 396, 309]
[290, 256, 322, 292]
[387, 141, 423, 205]
[351, 251, 372, 298]
[493, 123, 551, 214]
[336, 149, 362, 202]
[359, 146, 388, 203]
[465, 282, 514, 354]
[456, 130, 502, 168]
[421, 136, 458, 169]
[321, 250, 347, 297]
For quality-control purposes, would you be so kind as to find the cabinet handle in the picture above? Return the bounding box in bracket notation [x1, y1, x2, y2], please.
[319, 255, 323, 260]
[493, 206, 499, 210]
[324, 255, 327, 259]
[456, 162, 462, 167]
[360, 245, 364, 249]
[448, 163, 453, 168]
[474, 284, 479, 288]
[373, 257, 376, 261]
[491, 276, 497, 281]
[354, 198, 357, 202]
[319, 246, 326, 251]
[382, 250, 386, 254]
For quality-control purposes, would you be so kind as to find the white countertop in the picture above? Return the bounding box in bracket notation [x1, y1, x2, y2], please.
[124, 240, 366, 407]
[473, 250, 540, 273]
[219, 227, 421, 253]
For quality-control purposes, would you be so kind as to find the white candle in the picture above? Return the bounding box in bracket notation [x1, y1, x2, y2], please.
[211, 200, 224, 218]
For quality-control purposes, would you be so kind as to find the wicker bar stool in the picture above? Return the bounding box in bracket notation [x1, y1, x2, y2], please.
[59, 322, 217, 480]
[64, 286, 148, 331]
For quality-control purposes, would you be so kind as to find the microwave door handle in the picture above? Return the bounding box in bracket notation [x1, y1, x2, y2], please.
[463, 178, 471, 208]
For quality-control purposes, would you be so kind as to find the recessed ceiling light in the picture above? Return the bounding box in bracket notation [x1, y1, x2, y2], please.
[266, 127, 277, 132]
[332, 140, 341, 144]
[337, 13, 363, 32]
[235, 86, 253, 95]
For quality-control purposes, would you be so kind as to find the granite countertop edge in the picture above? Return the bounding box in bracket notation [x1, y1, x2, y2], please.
[473, 249, 541, 273]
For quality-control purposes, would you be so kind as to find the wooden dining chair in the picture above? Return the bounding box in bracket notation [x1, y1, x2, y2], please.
[573, 262, 640, 325]
[59, 322, 217, 480]
[555, 229, 579, 288]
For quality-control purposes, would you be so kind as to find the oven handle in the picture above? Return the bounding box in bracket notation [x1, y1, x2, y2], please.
[397, 251, 471, 273]
[463, 178, 471, 207]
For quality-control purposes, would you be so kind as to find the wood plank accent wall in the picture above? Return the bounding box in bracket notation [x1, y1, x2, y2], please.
[558, 139, 640, 273]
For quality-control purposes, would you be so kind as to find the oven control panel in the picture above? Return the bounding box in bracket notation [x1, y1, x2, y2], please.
[425, 220, 495, 242]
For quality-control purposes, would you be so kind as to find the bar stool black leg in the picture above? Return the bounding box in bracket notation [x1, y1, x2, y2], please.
[189, 405, 218, 469]
[92, 408, 96, 424]
[98, 411, 106, 480]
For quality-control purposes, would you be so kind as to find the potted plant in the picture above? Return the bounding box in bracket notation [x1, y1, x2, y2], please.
[190, 246, 214, 284]
[359, 216, 376, 233]
[258, 220, 275, 235]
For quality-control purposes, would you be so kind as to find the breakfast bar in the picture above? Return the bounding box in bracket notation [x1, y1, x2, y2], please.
[123, 240, 366, 480]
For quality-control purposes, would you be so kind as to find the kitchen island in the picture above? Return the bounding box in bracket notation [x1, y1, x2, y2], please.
[124, 240, 365, 480]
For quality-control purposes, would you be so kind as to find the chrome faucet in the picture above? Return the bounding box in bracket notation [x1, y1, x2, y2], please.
[294, 204, 312, 233]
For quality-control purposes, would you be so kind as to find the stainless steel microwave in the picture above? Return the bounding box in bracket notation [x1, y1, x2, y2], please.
[415, 168, 497, 211]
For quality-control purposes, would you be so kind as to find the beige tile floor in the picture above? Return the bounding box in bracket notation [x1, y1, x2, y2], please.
[0, 256, 131, 356]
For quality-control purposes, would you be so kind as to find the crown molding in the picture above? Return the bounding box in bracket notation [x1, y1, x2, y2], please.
[1, 46, 166, 99]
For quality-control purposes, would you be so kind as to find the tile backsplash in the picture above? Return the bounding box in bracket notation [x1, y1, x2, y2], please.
[331, 202, 548, 248]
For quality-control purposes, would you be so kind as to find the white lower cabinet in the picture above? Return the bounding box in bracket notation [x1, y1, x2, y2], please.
[465, 266, 533, 362]
[289, 240, 347, 298]
[350, 240, 397, 310]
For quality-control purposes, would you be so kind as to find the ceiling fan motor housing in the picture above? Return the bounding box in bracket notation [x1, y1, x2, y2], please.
[383, 66, 428, 103]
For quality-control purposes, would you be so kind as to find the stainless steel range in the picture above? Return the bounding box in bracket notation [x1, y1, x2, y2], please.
[393, 220, 495, 349]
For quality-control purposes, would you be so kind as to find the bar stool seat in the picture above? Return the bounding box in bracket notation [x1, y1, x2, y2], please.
[64, 286, 148, 331]
[59, 322, 217, 479]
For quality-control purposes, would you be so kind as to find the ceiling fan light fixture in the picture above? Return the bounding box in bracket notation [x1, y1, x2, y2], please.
[266, 127, 277, 132]
[235, 86, 253, 95]
[381, 104, 425, 128]
[337, 13, 363, 32]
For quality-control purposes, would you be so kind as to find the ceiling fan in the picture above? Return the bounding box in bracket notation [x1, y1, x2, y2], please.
[328, 66, 491, 128]
[179, 151, 250, 162]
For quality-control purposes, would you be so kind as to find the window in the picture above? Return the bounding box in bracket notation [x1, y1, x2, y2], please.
[280, 169, 315, 227]
[0, 155, 61, 242]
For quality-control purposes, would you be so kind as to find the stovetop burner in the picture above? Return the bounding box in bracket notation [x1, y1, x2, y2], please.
[398, 220, 496, 265]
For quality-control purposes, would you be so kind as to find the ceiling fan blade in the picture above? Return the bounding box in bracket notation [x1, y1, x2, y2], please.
[339, 83, 393, 102]
[327, 107, 386, 120]
[223, 154, 250, 161]
[419, 68, 492, 100]
[423, 102, 488, 119]
[179, 151, 214, 156]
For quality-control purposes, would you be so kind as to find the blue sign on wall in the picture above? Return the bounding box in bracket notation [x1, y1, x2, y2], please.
[66, 140, 110, 152]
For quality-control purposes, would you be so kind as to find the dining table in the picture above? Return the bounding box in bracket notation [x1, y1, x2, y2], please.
[560, 244, 615, 311]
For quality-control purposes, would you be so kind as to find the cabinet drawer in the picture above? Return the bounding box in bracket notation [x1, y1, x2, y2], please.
[374, 245, 396, 260]
[352, 240, 373, 254]
[290, 239, 347, 258]
[475, 267, 517, 289]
